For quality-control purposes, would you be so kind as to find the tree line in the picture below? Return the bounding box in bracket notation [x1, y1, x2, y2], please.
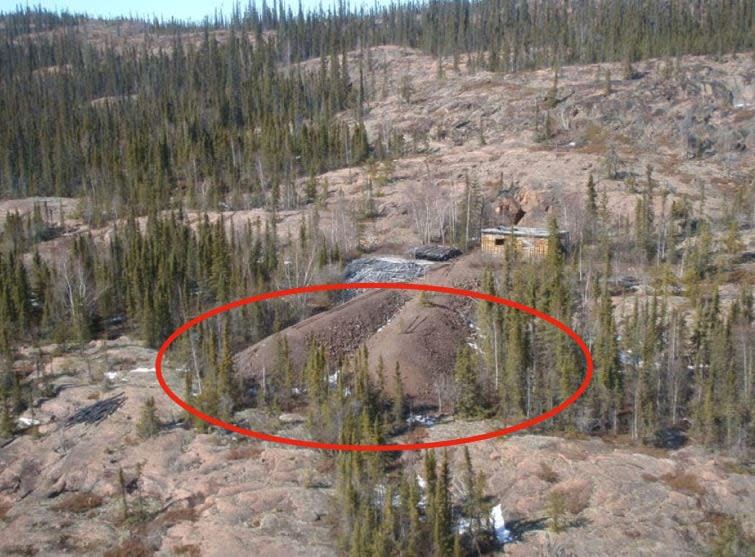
[454, 172, 752, 449]
[1, 1, 752, 216]
[0, 203, 347, 435]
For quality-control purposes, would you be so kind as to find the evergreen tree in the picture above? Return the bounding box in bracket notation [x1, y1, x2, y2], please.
[392, 361, 405, 430]
[454, 345, 483, 418]
[433, 450, 453, 557]
[216, 324, 235, 421]
[136, 396, 161, 439]
[594, 254, 621, 431]
[586, 173, 598, 221]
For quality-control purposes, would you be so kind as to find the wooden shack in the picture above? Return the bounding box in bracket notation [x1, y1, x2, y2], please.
[480, 226, 568, 258]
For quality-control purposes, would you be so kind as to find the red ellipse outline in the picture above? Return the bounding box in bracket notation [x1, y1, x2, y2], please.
[155, 282, 593, 452]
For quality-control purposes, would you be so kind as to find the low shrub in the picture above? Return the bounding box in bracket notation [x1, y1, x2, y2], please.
[661, 471, 707, 496]
[51, 492, 103, 514]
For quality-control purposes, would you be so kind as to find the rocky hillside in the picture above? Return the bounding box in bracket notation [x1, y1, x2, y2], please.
[0, 17, 753, 554]
[1, 337, 752, 556]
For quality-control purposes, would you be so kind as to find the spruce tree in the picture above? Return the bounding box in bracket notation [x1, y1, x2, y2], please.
[594, 255, 621, 431]
[136, 397, 161, 439]
[433, 450, 453, 557]
[392, 361, 405, 430]
[454, 345, 482, 419]
[586, 173, 598, 220]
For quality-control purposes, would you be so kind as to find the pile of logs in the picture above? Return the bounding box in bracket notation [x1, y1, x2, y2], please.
[65, 393, 126, 428]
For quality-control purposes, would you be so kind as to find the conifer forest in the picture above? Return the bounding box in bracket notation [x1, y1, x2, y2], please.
[0, 2, 753, 555]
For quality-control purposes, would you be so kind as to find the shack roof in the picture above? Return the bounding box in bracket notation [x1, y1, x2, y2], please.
[481, 225, 567, 238]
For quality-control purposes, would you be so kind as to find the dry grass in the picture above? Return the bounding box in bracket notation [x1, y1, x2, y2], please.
[154, 506, 197, 527]
[173, 545, 201, 557]
[103, 537, 153, 557]
[536, 463, 561, 484]
[552, 429, 590, 442]
[657, 154, 683, 177]
[548, 479, 593, 517]
[51, 492, 104, 514]
[316, 456, 337, 475]
[623, 528, 643, 539]
[3, 545, 36, 556]
[225, 444, 263, 461]
[720, 460, 755, 476]
[661, 471, 707, 496]
[732, 108, 755, 123]
[0, 501, 11, 520]
[404, 427, 429, 445]
[605, 435, 671, 458]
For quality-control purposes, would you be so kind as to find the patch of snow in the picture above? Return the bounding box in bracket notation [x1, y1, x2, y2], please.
[328, 370, 340, 386]
[407, 414, 436, 427]
[455, 516, 473, 534]
[291, 387, 302, 395]
[377, 316, 394, 334]
[105, 371, 128, 382]
[17, 416, 41, 426]
[374, 256, 434, 266]
[416, 474, 429, 508]
[130, 367, 153, 374]
[491, 504, 513, 544]
[467, 341, 482, 353]
[455, 504, 512, 544]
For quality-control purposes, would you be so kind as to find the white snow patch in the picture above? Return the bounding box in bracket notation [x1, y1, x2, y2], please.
[455, 516, 473, 534]
[407, 414, 436, 427]
[130, 367, 153, 374]
[454, 504, 512, 544]
[374, 256, 434, 266]
[467, 341, 482, 353]
[328, 370, 340, 386]
[377, 315, 395, 334]
[17, 416, 41, 426]
[491, 504, 513, 544]
[105, 371, 127, 382]
[416, 474, 429, 508]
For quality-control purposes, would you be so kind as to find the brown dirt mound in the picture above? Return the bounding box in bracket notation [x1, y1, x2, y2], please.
[364, 291, 471, 407]
[234, 288, 409, 381]
[234, 256, 483, 406]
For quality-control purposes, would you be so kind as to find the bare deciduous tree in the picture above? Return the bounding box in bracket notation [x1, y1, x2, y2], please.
[408, 163, 452, 244]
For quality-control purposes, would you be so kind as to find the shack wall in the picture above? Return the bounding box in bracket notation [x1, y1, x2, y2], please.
[481, 233, 556, 258]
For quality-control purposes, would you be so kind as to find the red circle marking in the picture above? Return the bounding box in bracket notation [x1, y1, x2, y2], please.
[155, 282, 593, 451]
